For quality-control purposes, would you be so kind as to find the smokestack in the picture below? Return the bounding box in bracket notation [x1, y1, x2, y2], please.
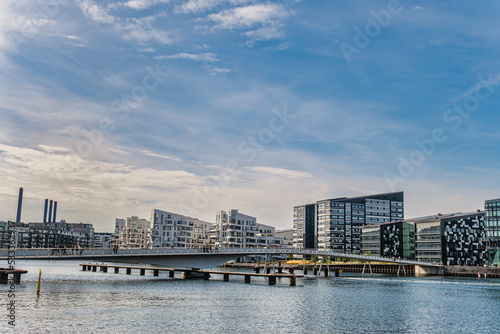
[16, 187, 23, 222]
[48, 200, 53, 223]
[53, 201, 57, 223]
[43, 199, 48, 223]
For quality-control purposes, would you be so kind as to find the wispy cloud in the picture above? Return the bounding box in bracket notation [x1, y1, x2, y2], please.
[175, 0, 254, 14]
[208, 3, 288, 30]
[155, 52, 218, 61]
[123, 0, 171, 10]
[77, 0, 115, 24]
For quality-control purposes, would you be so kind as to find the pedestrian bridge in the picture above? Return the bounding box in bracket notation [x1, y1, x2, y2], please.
[0, 247, 439, 271]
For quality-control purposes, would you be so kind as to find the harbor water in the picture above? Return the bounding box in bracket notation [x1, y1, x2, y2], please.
[2, 260, 500, 333]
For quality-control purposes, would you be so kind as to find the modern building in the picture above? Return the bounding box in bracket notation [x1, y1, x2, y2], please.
[114, 216, 151, 249]
[150, 209, 212, 248]
[276, 229, 294, 248]
[414, 212, 486, 265]
[209, 209, 282, 249]
[360, 221, 415, 259]
[485, 199, 500, 267]
[294, 192, 404, 253]
[292, 204, 316, 250]
[0, 220, 95, 248]
[94, 232, 113, 248]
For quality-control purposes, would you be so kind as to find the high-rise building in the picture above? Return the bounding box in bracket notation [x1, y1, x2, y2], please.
[485, 199, 500, 267]
[293, 192, 404, 253]
[292, 204, 316, 250]
[150, 209, 212, 248]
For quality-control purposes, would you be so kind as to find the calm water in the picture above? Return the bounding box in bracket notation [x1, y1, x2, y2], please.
[1, 260, 500, 333]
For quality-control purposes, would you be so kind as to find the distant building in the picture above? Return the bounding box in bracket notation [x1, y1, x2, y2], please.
[276, 229, 293, 247]
[209, 209, 283, 249]
[150, 209, 212, 248]
[94, 232, 113, 248]
[114, 216, 151, 249]
[0, 220, 94, 248]
[293, 192, 404, 253]
[485, 199, 500, 267]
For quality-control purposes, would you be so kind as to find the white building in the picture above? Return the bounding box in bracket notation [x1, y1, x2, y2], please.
[114, 216, 151, 249]
[150, 209, 213, 248]
[94, 232, 113, 248]
[210, 209, 283, 248]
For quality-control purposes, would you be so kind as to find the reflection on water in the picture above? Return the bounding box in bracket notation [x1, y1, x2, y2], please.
[1, 261, 500, 333]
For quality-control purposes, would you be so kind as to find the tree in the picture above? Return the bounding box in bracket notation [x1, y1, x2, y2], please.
[287, 254, 293, 260]
[310, 255, 318, 263]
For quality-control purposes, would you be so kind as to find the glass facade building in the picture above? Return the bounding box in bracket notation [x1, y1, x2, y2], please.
[292, 204, 316, 249]
[485, 199, 500, 267]
[360, 221, 414, 259]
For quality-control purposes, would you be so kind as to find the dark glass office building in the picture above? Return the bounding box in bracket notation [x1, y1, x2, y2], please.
[485, 199, 500, 267]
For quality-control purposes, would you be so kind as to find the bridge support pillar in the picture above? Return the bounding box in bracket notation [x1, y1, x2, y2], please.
[126, 268, 131, 275]
[114, 267, 119, 274]
[223, 273, 229, 281]
[268, 276, 276, 285]
[103, 267, 108, 273]
[313, 268, 318, 276]
[169, 271, 174, 278]
[183, 271, 192, 279]
[203, 272, 210, 281]
[277, 267, 283, 274]
[324, 267, 329, 277]
[303, 267, 308, 275]
[254, 267, 260, 273]
[140, 269, 145, 276]
[13, 273, 21, 284]
[92, 266, 97, 272]
[244, 275, 251, 283]
[289, 276, 296, 286]
[82, 265, 87, 271]
[154, 270, 159, 277]
[100, 266, 104, 272]
[266, 268, 271, 274]
[335, 269, 340, 277]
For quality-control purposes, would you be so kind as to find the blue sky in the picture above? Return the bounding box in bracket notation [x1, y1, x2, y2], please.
[1, 0, 500, 232]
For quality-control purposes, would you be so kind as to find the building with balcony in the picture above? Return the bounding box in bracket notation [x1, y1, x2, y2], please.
[485, 199, 500, 266]
[114, 216, 150, 249]
[94, 232, 113, 248]
[0, 220, 94, 248]
[150, 209, 212, 248]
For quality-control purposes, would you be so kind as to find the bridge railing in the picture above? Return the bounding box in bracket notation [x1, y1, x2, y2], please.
[0, 246, 437, 266]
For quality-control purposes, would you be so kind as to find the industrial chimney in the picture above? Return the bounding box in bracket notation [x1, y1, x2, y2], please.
[16, 187, 23, 222]
[48, 200, 53, 223]
[53, 201, 57, 223]
[43, 199, 48, 223]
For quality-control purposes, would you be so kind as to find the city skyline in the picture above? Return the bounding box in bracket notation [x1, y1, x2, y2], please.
[1, 1, 500, 232]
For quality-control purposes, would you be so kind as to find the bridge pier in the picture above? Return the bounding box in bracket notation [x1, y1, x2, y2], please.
[268, 276, 276, 285]
[126, 268, 131, 275]
[313, 268, 318, 276]
[223, 273, 229, 281]
[203, 272, 210, 280]
[244, 274, 251, 283]
[415, 265, 444, 276]
[115, 267, 120, 274]
[140, 269, 145, 276]
[169, 270, 174, 278]
[289, 276, 296, 286]
[277, 267, 283, 274]
[303, 266, 308, 275]
[92, 266, 97, 272]
[323, 267, 329, 277]
[154, 269, 159, 276]
[103, 266, 108, 273]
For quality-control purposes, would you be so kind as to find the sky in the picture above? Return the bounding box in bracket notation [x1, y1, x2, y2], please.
[1, 0, 500, 232]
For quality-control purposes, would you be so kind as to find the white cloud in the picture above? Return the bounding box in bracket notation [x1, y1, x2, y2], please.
[123, 0, 171, 10]
[77, 0, 115, 24]
[175, 0, 253, 14]
[208, 3, 288, 30]
[245, 166, 314, 179]
[121, 17, 174, 45]
[155, 52, 218, 61]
